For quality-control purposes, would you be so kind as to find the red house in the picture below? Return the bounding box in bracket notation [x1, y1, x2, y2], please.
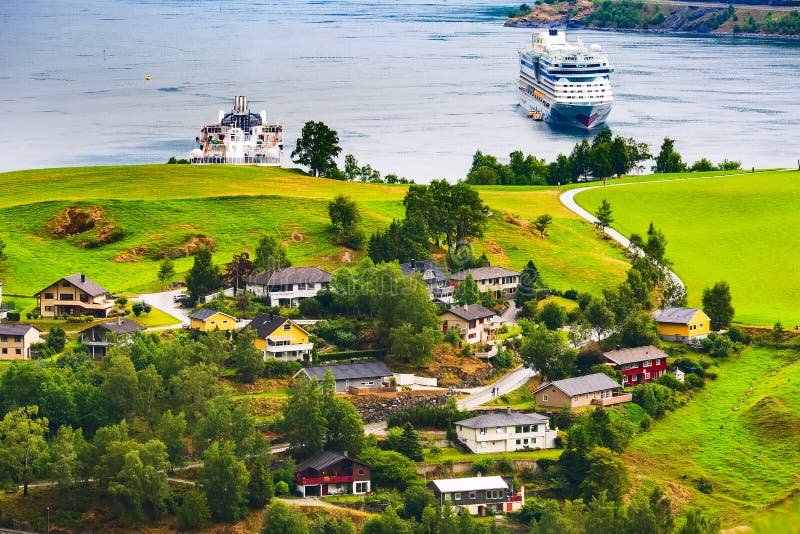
[603, 345, 668, 387]
[294, 451, 372, 497]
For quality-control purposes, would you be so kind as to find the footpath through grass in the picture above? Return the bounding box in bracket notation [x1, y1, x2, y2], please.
[0, 165, 628, 298]
[575, 170, 800, 326]
[625, 345, 800, 527]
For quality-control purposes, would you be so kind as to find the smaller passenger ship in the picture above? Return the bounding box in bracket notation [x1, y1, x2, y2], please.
[518, 29, 614, 130]
[189, 96, 283, 166]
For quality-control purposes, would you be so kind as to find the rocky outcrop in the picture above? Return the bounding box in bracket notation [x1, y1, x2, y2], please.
[349, 391, 456, 423]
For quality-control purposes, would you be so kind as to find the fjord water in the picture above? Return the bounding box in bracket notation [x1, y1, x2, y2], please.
[1, 0, 799, 179]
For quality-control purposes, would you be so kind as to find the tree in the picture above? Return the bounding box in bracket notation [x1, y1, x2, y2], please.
[291, 121, 342, 177]
[157, 258, 175, 283]
[262, 500, 309, 534]
[589, 141, 613, 180]
[36, 424, 89, 494]
[609, 136, 630, 177]
[515, 259, 540, 306]
[157, 410, 188, 467]
[362, 506, 414, 534]
[200, 441, 250, 521]
[357, 448, 417, 488]
[594, 199, 614, 231]
[131, 302, 144, 317]
[520, 326, 576, 380]
[702, 281, 735, 330]
[570, 138, 591, 181]
[625, 486, 674, 534]
[136, 364, 163, 418]
[453, 274, 480, 306]
[177, 488, 211, 531]
[0, 406, 48, 496]
[401, 485, 435, 521]
[232, 328, 264, 383]
[398, 422, 424, 461]
[653, 137, 685, 173]
[186, 246, 222, 301]
[247, 455, 275, 508]
[580, 446, 630, 501]
[328, 195, 364, 250]
[619, 312, 659, 348]
[253, 235, 291, 273]
[539, 301, 567, 330]
[676, 508, 722, 534]
[585, 299, 614, 339]
[533, 214, 553, 239]
[344, 154, 360, 181]
[283, 377, 327, 459]
[102, 352, 140, 420]
[47, 326, 67, 353]
[107, 442, 172, 521]
[321, 378, 365, 456]
[225, 251, 254, 291]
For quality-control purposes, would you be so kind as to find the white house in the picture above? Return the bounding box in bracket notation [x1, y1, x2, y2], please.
[455, 411, 557, 454]
[450, 267, 520, 300]
[246, 267, 333, 308]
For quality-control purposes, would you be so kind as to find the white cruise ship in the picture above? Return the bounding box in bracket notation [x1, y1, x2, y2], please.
[518, 29, 613, 130]
[189, 96, 283, 165]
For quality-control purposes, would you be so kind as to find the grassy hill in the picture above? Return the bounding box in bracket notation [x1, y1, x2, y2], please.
[574, 170, 800, 326]
[0, 165, 629, 296]
[625, 345, 800, 528]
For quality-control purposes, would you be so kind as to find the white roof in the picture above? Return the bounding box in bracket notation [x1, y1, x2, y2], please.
[431, 476, 508, 493]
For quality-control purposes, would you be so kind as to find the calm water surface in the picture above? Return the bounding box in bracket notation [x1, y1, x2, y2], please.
[1, 0, 799, 179]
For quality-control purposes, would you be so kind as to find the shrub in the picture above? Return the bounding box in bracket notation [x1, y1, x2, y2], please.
[655, 373, 687, 391]
[639, 414, 653, 431]
[263, 360, 303, 378]
[563, 289, 579, 300]
[6, 312, 20, 322]
[387, 402, 469, 430]
[726, 326, 749, 344]
[444, 329, 462, 345]
[472, 457, 493, 475]
[298, 297, 323, 317]
[684, 374, 705, 389]
[274, 481, 289, 496]
[498, 456, 514, 473]
[493, 349, 514, 370]
[333, 329, 357, 349]
[316, 349, 385, 363]
[697, 477, 714, 494]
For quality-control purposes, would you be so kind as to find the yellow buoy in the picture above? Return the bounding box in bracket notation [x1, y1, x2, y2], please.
[145, 75, 152, 81]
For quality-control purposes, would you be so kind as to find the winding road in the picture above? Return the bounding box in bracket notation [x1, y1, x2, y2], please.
[559, 182, 685, 289]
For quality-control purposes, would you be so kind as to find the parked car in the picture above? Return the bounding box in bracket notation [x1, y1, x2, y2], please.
[173, 294, 190, 303]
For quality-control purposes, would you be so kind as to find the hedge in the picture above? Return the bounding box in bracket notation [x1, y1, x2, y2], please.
[315, 349, 386, 363]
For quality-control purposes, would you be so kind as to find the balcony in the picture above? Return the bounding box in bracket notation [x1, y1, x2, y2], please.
[266, 342, 313, 354]
[591, 392, 633, 406]
[295, 474, 354, 485]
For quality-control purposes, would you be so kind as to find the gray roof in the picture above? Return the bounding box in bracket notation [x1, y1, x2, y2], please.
[430, 476, 508, 493]
[400, 260, 449, 281]
[0, 324, 39, 336]
[248, 267, 333, 286]
[188, 308, 235, 321]
[604, 345, 668, 366]
[449, 266, 520, 282]
[534, 373, 621, 397]
[301, 361, 392, 382]
[296, 451, 346, 472]
[655, 307, 703, 325]
[247, 313, 307, 339]
[456, 412, 549, 429]
[444, 304, 496, 321]
[44, 273, 109, 297]
[83, 318, 145, 336]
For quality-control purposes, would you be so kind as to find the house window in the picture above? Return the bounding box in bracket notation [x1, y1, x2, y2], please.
[515, 426, 522, 433]
[284, 323, 291, 331]
[1, 348, 6, 354]
[516, 439, 521, 445]
[15, 349, 21, 355]
[454, 492, 461, 501]
[44, 292, 54, 299]
[469, 492, 476, 499]
[542, 394, 548, 402]
[487, 490, 500, 499]
[222, 320, 228, 324]
[0, 336, 5, 342]
[45, 306, 53, 312]
[355, 482, 368, 494]
[532, 425, 538, 432]
[496, 427, 503, 434]
[479, 428, 486, 435]
[358, 468, 366, 475]
[645, 372, 650, 380]
[60, 293, 73, 300]
[480, 442, 487, 448]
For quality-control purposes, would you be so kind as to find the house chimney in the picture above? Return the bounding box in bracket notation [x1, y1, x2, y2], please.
[506, 407, 512, 415]
[118, 316, 122, 325]
[81, 273, 86, 283]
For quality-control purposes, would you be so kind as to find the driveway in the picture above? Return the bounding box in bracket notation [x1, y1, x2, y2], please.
[499, 299, 520, 326]
[139, 289, 191, 328]
[457, 365, 535, 410]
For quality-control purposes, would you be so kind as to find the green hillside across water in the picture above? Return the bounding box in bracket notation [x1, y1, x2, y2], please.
[575, 170, 800, 327]
[0, 165, 628, 296]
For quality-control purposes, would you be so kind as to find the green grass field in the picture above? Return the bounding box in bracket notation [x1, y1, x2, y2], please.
[0, 165, 628, 297]
[626, 346, 800, 527]
[575, 170, 800, 326]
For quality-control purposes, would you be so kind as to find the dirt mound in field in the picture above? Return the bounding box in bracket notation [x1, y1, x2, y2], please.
[153, 235, 216, 259]
[46, 206, 126, 248]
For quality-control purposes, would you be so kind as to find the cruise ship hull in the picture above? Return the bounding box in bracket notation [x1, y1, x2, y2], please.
[519, 90, 611, 131]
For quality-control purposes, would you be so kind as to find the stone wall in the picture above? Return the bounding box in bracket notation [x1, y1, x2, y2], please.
[349, 390, 457, 423]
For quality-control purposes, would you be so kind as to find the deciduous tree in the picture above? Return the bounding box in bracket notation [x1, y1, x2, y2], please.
[0, 406, 48, 496]
[200, 441, 250, 521]
[702, 280, 734, 330]
[291, 121, 342, 177]
[453, 274, 480, 306]
[532, 214, 553, 239]
[253, 235, 291, 273]
[186, 246, 222, 301]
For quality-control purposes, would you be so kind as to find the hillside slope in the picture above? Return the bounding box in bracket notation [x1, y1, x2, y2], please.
[0, 165, 628, 296]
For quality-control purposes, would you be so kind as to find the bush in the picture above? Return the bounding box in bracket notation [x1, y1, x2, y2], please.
[444, 329, 462, 345]
[333, 329, 357, 349]
[6, 312, 20, 322]
[263, 360, 303, 378]
[655, 373, 687, 391]
[684, 373, 705, 389]
[726, 326, 750, 344]
[563, 289, 579, 301]
[472, 457, 493, 475]
[274, 481, 290, 496]
[387, 402, 470, 430]
[316, 349, 385, 363]
[498, 456, 514, 473]
[299, 297, 323, 317]
[697, 477, 714, 494]
[492, 349, 514, 370]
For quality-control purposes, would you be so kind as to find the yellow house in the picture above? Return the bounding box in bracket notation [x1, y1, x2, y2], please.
[655, 307, 711, 342]
[34, 273, 114, 318]
[247, 313, 313, 361]
[188, 308, 237, 332]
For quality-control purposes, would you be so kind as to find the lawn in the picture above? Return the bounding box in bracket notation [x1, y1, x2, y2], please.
[423, 446, 561, 465]
[625, 346, 800, 527]
[574, 169, 800, 326]
[0, 165, 628, 298]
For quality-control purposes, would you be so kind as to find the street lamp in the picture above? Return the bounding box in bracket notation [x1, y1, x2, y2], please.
[46, 506, 50, 533]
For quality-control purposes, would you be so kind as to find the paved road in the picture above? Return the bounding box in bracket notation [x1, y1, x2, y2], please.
[559, 182, 684, 290]
[138, 289, 190, 328]
[499, 300, 520, 326]
[458, 365, 536, 410]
